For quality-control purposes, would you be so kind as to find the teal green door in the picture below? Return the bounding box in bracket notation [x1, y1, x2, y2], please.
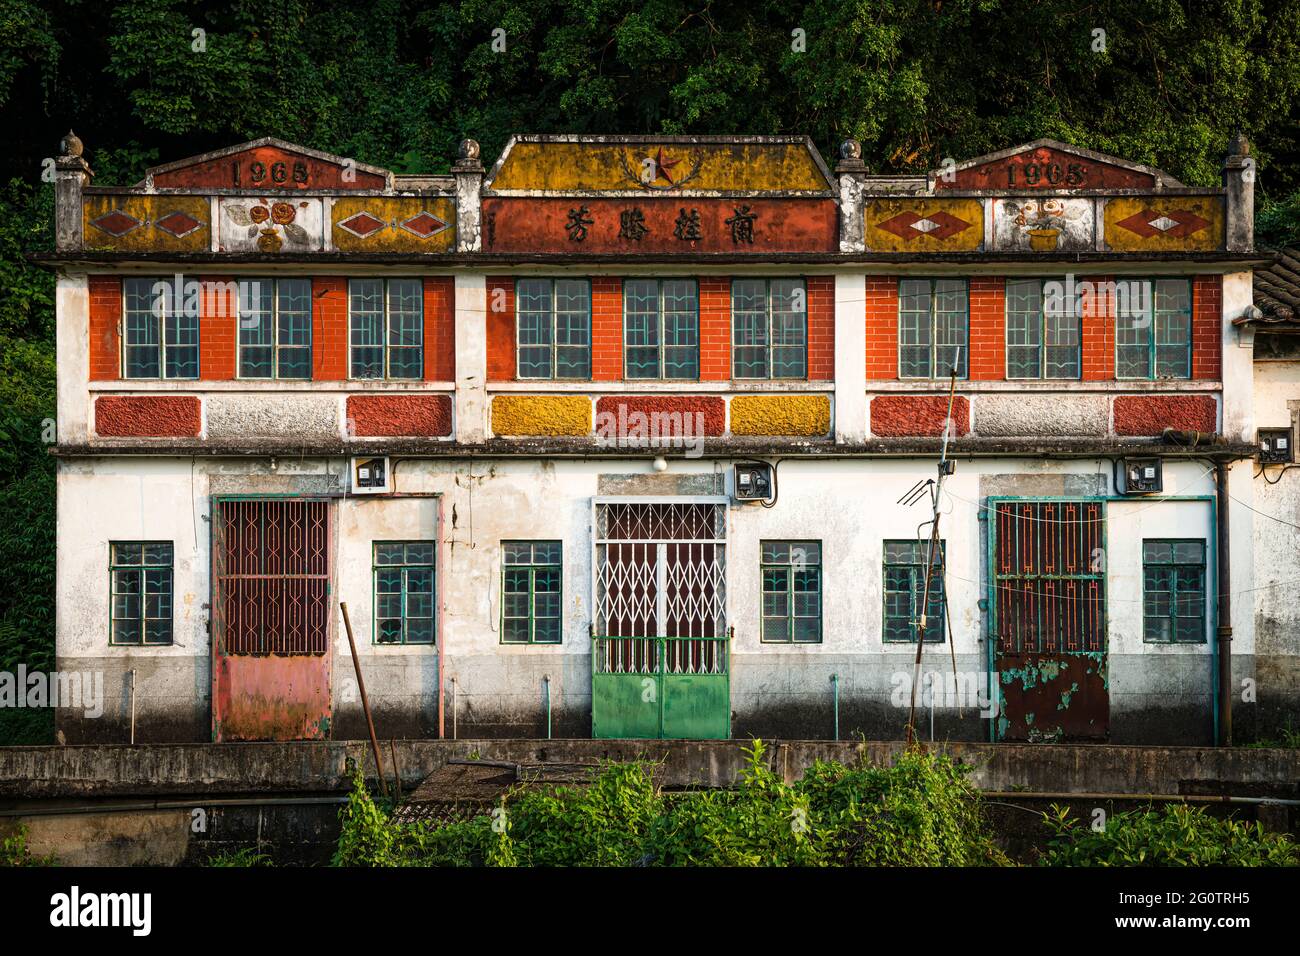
[592, 501, 730, 739]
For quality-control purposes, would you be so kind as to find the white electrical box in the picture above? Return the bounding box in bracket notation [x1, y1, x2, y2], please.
[1122, 457, 1162, 495]
[351, 456, 391, 494]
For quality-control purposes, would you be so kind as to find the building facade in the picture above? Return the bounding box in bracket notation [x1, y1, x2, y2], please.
[41, 131, 1287, 745]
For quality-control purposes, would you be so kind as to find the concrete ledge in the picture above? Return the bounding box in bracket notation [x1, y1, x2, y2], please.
[1, 739, 1297, 800]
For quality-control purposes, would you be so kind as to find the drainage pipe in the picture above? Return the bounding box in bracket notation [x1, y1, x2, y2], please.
[1215, 459, 1234, 746]
[128, 669, 137, 746]
[543, 675, 552, 740]
[830, 674, 839, 741]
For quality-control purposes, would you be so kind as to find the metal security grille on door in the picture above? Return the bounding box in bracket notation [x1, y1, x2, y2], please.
[592, 501, 729, 739]
[991, 499, 1108, 741]
[211, 497, 333, 742]
[212, 499, 330, 655]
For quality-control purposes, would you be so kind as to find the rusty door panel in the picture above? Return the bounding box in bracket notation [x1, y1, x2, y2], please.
[212, 498, 332, 742]
[993, 500, 1108, 742]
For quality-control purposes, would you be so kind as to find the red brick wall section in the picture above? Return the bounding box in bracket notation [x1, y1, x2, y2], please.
[313, 277, 348, 380]
[699, 277, 731, 380]
[95, 396, 201, 437]
[594, 395, 725, 436]
[486, 276, 516, 382]
[1081, 274, 1116, 381]
[198, 276, 237, 380]
[423, 277, 455, 381]
[591, 277, 622, 381]
[870, 395, 970, 437]
[1192, 275, 1222, 380]
[346, 395, 453, 437]
[1113, 395, 1217, 436]
[968, 277, 1005, 380]
[865, 276, 898, 380]
[806, 276, 834, 380]
[88, 275, 121, 380]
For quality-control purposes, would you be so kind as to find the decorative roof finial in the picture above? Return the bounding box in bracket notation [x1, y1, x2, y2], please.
[60, 130, 83, 158]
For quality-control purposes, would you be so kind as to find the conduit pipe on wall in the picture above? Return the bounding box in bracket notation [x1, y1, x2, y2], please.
[129, 669, 136, 746]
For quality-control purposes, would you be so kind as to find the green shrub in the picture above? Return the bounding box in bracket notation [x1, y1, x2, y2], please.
[0, 825, 54, 867]
[333, 743, 1009, 867]
[1039, 803, 1300, 867]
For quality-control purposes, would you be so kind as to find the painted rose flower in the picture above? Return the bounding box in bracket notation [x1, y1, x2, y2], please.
[249, 205, 270, 223]
[271, 202, 296, 224]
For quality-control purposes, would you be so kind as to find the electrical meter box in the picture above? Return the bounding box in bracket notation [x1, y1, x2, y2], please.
[733, 462, 773, 502]
[351, 456, 391, 494]
[1259, 428, 1294, 464]
[1122, 457, 1163, 495]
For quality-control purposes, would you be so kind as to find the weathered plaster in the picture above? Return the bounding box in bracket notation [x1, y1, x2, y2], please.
[729, 394, 830, 436]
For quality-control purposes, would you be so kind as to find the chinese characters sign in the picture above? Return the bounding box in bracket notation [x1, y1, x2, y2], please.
[481, 198, 836, 253]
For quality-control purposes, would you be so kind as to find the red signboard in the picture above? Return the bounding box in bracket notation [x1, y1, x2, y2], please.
[936, 146, 1156, 191]
[152, 145, 386, 191]
[481, 197, 838, 254]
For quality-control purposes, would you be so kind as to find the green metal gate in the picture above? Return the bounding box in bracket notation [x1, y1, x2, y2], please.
[591, 500, 730, 739]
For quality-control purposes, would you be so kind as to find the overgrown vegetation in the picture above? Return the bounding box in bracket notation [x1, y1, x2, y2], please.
[333, 742, 1009, 867]
[0, 825, 55, 867]
[1039, 803, 1300, 866]
[205, 846, 275, 867]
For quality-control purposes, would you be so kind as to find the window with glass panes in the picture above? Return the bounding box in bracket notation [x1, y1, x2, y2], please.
[761, 541, 821, 643]
[373, 542, 435, 644]
[1005, 278, 1082, 379]
[898, 279, 968, 378]
[882, 540, 946, 642]
[349, 278, 423, 379]
[110, 542, 173, 645]
[732, 278, 807, 378]
[516, 279, 591, 379]
[501, 541, 562, 644]
[1116, 278, 1192, 379]
[239, 278, 311, 379]
[122, 277, 199, 379]
[1142, 539, 1206, 643]
[624, 278, 699, 379]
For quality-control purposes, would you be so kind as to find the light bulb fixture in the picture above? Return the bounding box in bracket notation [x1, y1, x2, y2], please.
[652, 456, 668, 472]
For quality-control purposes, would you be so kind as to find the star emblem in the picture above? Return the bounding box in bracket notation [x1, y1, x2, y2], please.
[651, 147, 680, 185]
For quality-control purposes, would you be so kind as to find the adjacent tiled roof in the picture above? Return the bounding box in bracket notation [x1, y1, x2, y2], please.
[1250, 248, 1300, 326]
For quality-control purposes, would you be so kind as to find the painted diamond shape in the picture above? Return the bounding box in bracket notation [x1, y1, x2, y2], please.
[154, 210, 203, 238]
[90, 210, 141, 237]
[399, 211, 449, 238]
[338, 211, 386, 238]
[877, 210, 971, 241]
[1115, 208, 1211, 239]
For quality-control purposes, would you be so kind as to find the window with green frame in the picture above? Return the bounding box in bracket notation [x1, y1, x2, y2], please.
[516, 278, 592, 379]
[123, 277, 199, 379]
[732, 278, 806, 379]
[373, 542, 435, 644]
[899, 278, 968, 379]
[1116, 278, 1192, 379]
[349, 278, 423, 379]
[624, 278, 699, 379]
[883, 540, 945, 642]
[110, 541, 174, 645]
[239, 277, 312, 379]
[1005, 278, 1082, 379]
[501, 541, 562, 644]
[761, 541, 821, 643]
[1142, 539, 1206, 643]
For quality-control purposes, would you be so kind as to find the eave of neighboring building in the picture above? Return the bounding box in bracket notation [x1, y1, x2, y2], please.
[50, 438, 1259, 460]
[1241, 246, 1300, 330]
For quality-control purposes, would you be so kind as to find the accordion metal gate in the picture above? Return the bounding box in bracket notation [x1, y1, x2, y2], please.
[211, 497, 333, 741]
[591, 499, 730, 739]
[990, 498, 1108, 742]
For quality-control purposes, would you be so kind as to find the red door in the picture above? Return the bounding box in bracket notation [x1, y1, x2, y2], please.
[211, 498, 332, 741]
